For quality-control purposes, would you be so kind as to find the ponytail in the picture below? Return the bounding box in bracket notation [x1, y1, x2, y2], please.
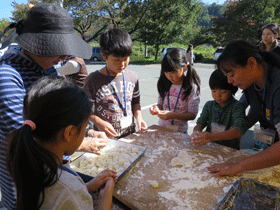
[258, 50, 280, 69]
[6, 125, 59, 209]
[182, 65, 201, 100]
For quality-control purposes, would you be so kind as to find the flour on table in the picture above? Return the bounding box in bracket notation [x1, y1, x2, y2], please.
[170, 149, 195, 167]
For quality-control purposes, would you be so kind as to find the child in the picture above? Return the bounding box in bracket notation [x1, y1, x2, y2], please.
[5, 76, 117, 209]
[150, 48, 201, 133]
[191, 69, 247, 150]
[83, 28, 147, 138]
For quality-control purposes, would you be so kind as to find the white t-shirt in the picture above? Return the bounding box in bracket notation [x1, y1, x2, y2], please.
[39, 165, 94, 210]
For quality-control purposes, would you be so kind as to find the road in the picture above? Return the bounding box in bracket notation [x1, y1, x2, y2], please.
[85, 62, 243, 133]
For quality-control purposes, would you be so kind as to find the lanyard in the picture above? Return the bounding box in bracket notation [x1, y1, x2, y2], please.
[61, 165, 78, 177]
[105, 66, 127, 116]
[168, 85, 183, 125]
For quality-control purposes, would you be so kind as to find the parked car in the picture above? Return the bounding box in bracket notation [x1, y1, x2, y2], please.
[161, 47, 187, 60]
[213, 47, 224, 61]
[91, 47, 104, 61]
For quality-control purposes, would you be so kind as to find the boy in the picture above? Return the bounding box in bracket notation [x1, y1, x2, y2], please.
[83, 28, 147, 138]
[191, 69, 246, 150]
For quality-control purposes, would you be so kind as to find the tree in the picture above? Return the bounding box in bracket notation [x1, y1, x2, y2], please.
[212, 0, 279, 46]
[136, 0, 201, 60]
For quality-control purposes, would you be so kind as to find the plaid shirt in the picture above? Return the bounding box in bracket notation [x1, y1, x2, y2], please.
[196, 97, 246, 149]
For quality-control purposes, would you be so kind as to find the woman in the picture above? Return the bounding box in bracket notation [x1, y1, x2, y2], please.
[240, 23, 280, 150]
[0, 3, 94, 209]
[259, 23, 280, 55]
[207, 40, 280, 176]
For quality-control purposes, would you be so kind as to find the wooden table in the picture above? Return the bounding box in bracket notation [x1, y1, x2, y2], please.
[112, 125, 280, 210]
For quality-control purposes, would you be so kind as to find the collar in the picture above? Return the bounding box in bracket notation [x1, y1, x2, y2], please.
[259, 40, 279, 52]
[213, 96, 235, 109]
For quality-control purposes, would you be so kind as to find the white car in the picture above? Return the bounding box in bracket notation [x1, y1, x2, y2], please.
[213, 47, 224, 61]
[161, 47, 187, 60]
[0, 43, 21, 58]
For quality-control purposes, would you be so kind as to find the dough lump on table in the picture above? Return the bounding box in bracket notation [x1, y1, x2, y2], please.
[149, 180, 159, 188]
[170, 149, 195, 167]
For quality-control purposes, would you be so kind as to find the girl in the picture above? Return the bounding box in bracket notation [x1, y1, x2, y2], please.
[5, 76, 117, 210]
[150, 48, 201, 133]
[207, 40, 280, 176]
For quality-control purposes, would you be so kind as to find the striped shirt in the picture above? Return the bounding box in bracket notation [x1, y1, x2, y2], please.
[0, 51, 57, 210]
[196, 97, 246, 150]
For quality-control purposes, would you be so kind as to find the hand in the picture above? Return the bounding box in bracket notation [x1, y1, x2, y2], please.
[137, 118, 147, 133]
[86, 169, 117, 192]
[77, 137, 108, 154]
[87, 130, 108, 140]
[99, 177, 115, 199]
[96, 121, 117, 138]
[206, 162, 243, 177]
[150, 105, 160, 115]
[191, 131, 211, 146]
[157, 110, 173, 120]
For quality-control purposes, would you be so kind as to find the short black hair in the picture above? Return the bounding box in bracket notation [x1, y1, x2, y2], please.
[209, 69, 238, 95]
[100, 28, 133, 57]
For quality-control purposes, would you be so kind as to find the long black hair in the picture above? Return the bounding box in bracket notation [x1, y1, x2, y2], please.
[217, 40, 280, 74]
[157, 48, 200, 100]
[5, 76, 92, 210]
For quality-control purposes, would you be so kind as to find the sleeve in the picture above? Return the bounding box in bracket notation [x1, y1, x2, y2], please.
[272, 87, 280, 134]
[132, 79, 140, 105]
[83, 73, 96, 106]
[56, 60, 81, 76]
[196, 101, 211, 127]
[185, 85, 200, 116]
[0, 68, 25, 136]
[55, 190, 94, 210]
[232, 102, 247, 135]
[157, 95, 163, 106]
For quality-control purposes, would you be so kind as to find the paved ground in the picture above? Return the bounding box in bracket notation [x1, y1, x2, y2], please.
[0, 62, 258, 209]
[85, 61, 258, 152]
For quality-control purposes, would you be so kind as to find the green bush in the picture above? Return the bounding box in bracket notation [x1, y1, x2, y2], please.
[89, 41, 216, 63]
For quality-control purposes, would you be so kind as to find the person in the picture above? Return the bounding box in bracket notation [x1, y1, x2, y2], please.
[191, 69, 247, 150]
[0, 3, 95, 209]
[186, 44, 194, 66]
[57, 56, 89, 88]
[251, 22, 280, 150]
[207, 40, 280, 176]
[149, 48, 200, 133]
[259, 22, 280, 55]
[4, 76, 117, 209]
[83, 28, 147, 138]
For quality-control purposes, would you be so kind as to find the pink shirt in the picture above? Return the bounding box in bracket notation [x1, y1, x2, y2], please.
[157, 84, 200, 133]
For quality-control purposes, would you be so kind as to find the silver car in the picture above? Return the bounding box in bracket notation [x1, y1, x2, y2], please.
[213, 47, 224, 61]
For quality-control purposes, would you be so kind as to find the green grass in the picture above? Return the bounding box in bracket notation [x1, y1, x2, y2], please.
[90, 41, 216, 63]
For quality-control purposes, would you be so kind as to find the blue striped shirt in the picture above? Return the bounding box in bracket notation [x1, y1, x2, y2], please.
[0, 51, 57, 209]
